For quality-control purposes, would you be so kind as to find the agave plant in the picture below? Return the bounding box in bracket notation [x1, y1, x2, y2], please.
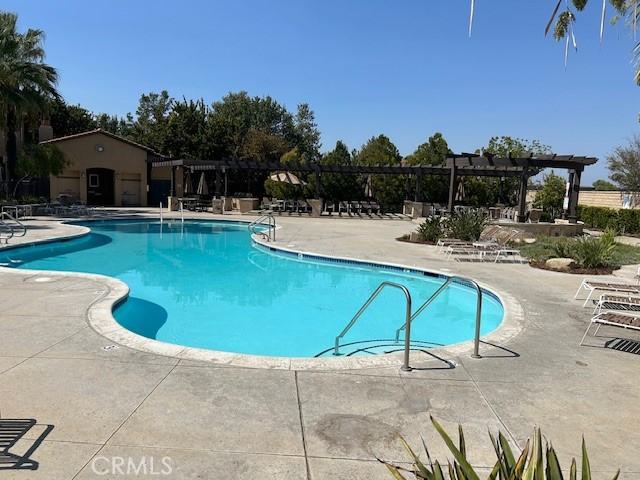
[381, 416, 620, 480]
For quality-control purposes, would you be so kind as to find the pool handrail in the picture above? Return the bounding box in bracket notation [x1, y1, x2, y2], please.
[248, 213, 276, 242]
[0, 211, 26, 241]
[394, 275, 483, 359]
[334, 281, 413, 371]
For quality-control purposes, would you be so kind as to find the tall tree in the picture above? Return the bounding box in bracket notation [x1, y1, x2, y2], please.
[534, 172, 566, 219]
[607, 135, 640, 190]
[130, 90, 173, 154]
[592, 179, 617, 190]
[208, 91, 296, 159]
[464, 136, 552, 206]
[318, 140, 361, 201]
[48, 99, 95, 136]
[164, 98, 210, 159]
[404, 132, 451, 203]
[354, 135, 405, 208]
[0, 11, 59, 187]
[293, 103, 321, 163]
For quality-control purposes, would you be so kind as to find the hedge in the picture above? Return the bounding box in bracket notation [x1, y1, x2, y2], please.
[578, 205, 640, 234]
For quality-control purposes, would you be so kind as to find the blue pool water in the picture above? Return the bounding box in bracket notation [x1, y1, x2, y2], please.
[0, 220, 503, 357]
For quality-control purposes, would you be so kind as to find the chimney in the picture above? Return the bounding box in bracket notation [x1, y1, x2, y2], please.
[38, 118, 53, 143]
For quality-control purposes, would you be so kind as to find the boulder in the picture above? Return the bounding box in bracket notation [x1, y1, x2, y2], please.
[545, 257, 575, 271]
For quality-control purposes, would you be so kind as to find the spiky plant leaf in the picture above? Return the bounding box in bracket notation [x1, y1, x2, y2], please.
[430, 417, 481, 480]
[498, 432, 516, 471]
[385, 463, 409, 480]
[399, 436, 433, 479]
[581, 437, 591, 480]
[488, 432, 509, 480]
[433, 460, 446, 480]
[570, 458, 577, 480]
[610, 469, 621, 480]
[459, 425, 467, 458]
[447, 461, 457, 480]
[488, 461, 501, 480]
[514, 440, 531, 478]
[546, 444, 564, 480]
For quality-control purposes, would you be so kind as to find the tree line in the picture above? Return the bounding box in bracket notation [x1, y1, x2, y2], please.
[4, 8, 640, 209]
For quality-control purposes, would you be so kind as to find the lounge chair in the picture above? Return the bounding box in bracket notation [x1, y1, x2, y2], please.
[338, 201, 349, 215]
[324, 201, 336, 215]
[593, 294, 640, 314]
[574, 279, 640, 307]
[579, 311, 640, 345]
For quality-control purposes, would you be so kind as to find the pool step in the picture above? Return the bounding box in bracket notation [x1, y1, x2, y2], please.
[314, 339, 441, 358]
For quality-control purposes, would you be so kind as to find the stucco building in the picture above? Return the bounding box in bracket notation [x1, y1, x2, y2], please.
[41, 129, 172, 207]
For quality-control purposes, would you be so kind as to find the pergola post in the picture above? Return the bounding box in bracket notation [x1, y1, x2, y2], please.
[516, 167, 529, 223]
[447, 164, 457, 213]
[414, 172, 423, 202]
[215, 168, 222, 197]
[170, 166, 176, 196]
[567, 168, 582, 224]
[314, 163, 322, 199]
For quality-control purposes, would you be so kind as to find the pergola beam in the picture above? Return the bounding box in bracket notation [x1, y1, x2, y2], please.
[152, 153, 596, 224]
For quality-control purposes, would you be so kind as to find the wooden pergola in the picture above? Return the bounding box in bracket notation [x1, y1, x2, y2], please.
[151, 152, 597, 223]
[446, 153, 597, 223]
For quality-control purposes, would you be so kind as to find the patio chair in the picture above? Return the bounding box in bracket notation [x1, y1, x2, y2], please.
[350, 201, 362, 215]
[579, 311, 640, 346]
[297, 200, 310, 214]
[436, 238, 470, 252]
[574, 279, 640, 307]
[592, 294, 640, 315]
[324, 201, 336, 215]
[370, 201, 381, 215]
[338, 201, 350, 216]
[270, 199, 283, 213]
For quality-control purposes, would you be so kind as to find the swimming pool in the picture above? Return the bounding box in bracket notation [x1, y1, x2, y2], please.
[0, 220, 504, 358]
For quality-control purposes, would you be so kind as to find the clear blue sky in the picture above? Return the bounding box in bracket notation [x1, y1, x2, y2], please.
[6, 0, 640, 184]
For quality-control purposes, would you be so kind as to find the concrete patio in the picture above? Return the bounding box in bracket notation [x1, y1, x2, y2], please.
[0, 212, 638, 479]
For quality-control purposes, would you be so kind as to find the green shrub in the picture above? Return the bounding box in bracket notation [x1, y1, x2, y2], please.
[447, 210, 488, 241]
[382, 416, 619, 480]
[572, 235, 616, 269]
[417, 216, 444, 243]
[577, 205, 640, 234]
[549, 238, 573, 258]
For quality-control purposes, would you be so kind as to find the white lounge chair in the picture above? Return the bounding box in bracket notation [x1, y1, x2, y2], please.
[592, 294, 640, 314]
[574, 279, 640, 307]
[580, 311, 640, 345]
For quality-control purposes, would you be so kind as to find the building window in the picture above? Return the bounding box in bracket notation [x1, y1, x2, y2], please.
[89, 174, 100, 188]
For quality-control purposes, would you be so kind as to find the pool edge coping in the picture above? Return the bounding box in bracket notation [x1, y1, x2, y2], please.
[0, 216, 525, 371]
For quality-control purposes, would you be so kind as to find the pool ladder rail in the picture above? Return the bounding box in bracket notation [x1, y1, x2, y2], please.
[248, 213, 276, 242]
[334, 275, 483, 371]
[0, 211, 27, 244]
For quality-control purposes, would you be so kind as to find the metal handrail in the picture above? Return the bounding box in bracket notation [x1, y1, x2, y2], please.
[0, 221, 15, 244]
[394, 275, 483, 359]
[248, 213, 276, 242]
[334, 281, 413, 371]
[0, 211, 26, 238]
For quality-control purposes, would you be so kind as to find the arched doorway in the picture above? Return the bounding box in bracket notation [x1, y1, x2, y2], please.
[86, 168, 115, 206]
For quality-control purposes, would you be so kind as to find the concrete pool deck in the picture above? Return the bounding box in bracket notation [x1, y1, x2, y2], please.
[1, 211, 639, 479]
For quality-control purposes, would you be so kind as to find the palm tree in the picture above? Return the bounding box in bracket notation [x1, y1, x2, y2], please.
[545, 1, 638, 79]
[0, 11, 59, 190]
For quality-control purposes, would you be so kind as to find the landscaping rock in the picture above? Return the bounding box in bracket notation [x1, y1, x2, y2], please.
[545, 257, 575, 271]
[409, 231, 421, 242]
